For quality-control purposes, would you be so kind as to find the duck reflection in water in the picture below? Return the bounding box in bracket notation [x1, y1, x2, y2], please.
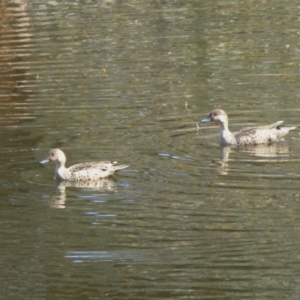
[199, 109, 296, 175]
[219, 143, 292, 175]
[39, 148, 129, 208]
[49, 177, 117, 209]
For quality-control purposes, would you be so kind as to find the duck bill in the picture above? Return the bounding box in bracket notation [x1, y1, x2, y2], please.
[40, 157, 50, 164]
[201, 116, 212, 123]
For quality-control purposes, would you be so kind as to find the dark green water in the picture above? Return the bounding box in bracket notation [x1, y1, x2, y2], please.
[1, 0, 300, 299]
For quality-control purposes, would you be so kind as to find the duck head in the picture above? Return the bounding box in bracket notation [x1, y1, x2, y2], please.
[201, 109, 228, 124]
[40, 148, 67, 165]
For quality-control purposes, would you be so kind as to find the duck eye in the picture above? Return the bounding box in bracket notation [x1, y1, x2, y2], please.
[213, 112, 218, 116]
[50, 152, 54, 157]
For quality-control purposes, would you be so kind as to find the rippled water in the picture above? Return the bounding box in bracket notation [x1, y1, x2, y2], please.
[2, 0, 300, 299]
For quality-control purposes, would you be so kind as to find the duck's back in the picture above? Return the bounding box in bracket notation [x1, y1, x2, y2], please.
[234, 122, 295, 146]
[67, 161, 128, 181]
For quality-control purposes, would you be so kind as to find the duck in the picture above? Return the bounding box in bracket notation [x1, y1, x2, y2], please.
[200, 109, 296, 146]
[40, 148, 129, 181]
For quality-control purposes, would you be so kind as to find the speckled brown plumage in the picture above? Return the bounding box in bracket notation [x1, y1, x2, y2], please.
[40, 148, 129, 181]
[201, 109, 296, 146]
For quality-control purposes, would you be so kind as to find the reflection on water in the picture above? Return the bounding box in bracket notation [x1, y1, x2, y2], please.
[65, 250, 147, 262]
[0, 0, 35, 106]
[218, 143, 293, 175]
[239, 143, 292, 158]
[2, 1, 300, 300]
[49, 178, 118, 209]
[0, 0, 39, 171]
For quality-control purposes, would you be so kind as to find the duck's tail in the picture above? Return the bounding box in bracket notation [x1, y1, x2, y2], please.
[286, 126, 296, 131]
[112, 163, 129, 171]
[278, 125, 296, 132]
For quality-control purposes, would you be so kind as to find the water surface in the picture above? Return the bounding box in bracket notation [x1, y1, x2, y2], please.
[1, 0, 300, 299]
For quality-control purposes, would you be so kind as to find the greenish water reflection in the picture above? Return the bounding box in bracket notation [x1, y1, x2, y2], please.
[1, 0, 300, 299]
